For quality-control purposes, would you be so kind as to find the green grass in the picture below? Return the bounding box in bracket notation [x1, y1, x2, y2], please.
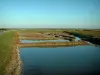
[19, 29, 64, 33]
[0, 31, 16, 75]
[65, 29, 100, 37]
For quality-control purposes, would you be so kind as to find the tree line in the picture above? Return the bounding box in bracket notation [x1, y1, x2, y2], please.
[0, 28, 7, 31]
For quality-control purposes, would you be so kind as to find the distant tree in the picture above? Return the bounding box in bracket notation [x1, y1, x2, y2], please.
[0, 28, 7, 31]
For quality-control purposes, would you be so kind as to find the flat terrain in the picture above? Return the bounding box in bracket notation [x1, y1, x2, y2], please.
[65, 29, 100, 37]
[19, 29, 89, 47]
[20, 32, 57, 40]
[20, 41, 88, 47]
[0, 31, 16, 75]
[63, 29, 100, 45]
[19, 29, 76, 40]
[19, 29, 100, 38]
[0, 28, 100, 75]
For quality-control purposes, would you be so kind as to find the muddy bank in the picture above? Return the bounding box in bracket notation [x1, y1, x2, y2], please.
[63, 31, 100, 45]
[4, 45, 22, 75]
[20, 41, 88, 47]
[4, 32, 22, 75]
[21, 37, 57, 40]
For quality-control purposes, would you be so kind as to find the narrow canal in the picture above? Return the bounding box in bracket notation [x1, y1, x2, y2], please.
[21, 39, 70, 43]
[20, 39, 100, 75]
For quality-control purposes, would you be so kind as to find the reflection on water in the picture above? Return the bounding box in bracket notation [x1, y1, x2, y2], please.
[20, 45, 100, 75]
[21, 36, 82, 43]
[24, 66, 44, 75]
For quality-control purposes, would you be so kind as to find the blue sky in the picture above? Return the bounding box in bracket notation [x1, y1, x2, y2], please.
[0, 0, 100, 28]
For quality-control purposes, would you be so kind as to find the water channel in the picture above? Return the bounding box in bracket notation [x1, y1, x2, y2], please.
[21, 39, 70, 43]
[20, 38, 100, 75]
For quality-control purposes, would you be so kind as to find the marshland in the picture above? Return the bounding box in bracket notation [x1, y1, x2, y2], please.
[1, 0, 100, 74]
[0, 28, 100, 75]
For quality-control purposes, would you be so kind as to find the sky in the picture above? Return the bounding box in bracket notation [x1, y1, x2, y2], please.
[0, 0, 100, 28]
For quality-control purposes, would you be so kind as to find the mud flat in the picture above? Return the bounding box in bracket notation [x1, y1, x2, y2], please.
[21, 37, 57, 40]
[20, 41, 88, 47]
[20, 32, 57, 40]
[20, 31, 75, 40]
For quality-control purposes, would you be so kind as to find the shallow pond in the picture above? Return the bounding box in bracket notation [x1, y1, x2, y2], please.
[21, 39, 70, 43]
[21, 36, 82, 43]
[20, 45, 100, 75]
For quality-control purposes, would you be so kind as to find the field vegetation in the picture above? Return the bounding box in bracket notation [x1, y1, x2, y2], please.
[63, 29, 100, 45]
[0, 31, 15, 75]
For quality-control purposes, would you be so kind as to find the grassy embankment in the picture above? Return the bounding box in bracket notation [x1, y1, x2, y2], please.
[20, 41, 88, 47]
[0, 31, 16, 75]
[63, 29, 100, 45]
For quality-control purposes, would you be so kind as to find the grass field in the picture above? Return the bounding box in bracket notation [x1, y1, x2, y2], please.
[63, 29, 100, 45]
[18, 29, 64, 33]
[65, 29, 100, 37]
[19, 29, 100, 37]
[0, 31, 15, 75]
